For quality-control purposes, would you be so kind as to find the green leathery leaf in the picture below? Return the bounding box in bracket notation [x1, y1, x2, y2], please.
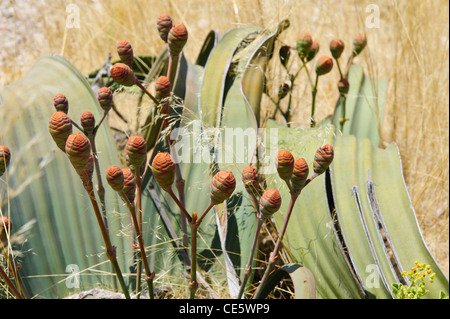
[209, 22, 289, 296]
[256, 263, 316, 299]
[199, 25, 261, 129]
[195, 30, 223, 67]
[332, 64, 387, 147]
[330, 134, 449, 299]
[241, 19, 290, 125]
[0, 55, 134, 298]
[267, 120, 367, 299]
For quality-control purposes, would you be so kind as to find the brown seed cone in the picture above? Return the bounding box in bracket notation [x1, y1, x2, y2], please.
[0, 216, 11, 242]
[306, 41, 320, 62]
[53, 93, 69, 114]
[80, 111, 95, 133]
[313, 144, 334, 175]
[122, 168, 136, 202]
[296, 32, 313, 59]
[155, 75, 171, 101]
[260, 189, 282, 218]
[316, 56, 333, 76]
[117, 40, 134, 67]
[126, 135, 147, 168]
[275, 149, 295, 181]
[242, 166, 259, 193]
[106, 165, 124, 192]
[210, 171, 236, 205]
[0, 145, 11, 177]
[110, 63, 136, 87]
[352, 33, 367, 56]
[151, 152, 176, 191]
[97, 86, 113, 112]
[291, 158, 309, 193]
[65, 133, 91, 170]
[49, 111, 73, 152]
[330, 38, 345, 59]
[75, 154, 94, 185]
[168, 24, 188, 57]
[157, 13, 173, 43]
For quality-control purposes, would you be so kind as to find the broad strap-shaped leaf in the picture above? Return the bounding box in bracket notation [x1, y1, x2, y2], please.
[199, 25, 261, 129]
[217, 20, 290, 296]
[330, 134, 449, 299]
[0, 55, 134, 298]
[267, 120, 367, 299]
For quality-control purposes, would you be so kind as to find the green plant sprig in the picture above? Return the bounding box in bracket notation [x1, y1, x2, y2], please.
[392, 261, 440, 299]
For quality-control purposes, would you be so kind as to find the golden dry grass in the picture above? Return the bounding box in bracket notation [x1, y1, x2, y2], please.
[1, 0, 448, 280]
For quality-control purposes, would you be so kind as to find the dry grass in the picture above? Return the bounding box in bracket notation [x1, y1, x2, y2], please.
[1, 0, 448, 281]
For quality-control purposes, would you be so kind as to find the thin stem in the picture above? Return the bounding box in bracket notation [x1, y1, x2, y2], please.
[335, 59, 344, 80]
[87, 134, 108, 232]
[253, 193, 299, 299]
[189, 203, 214, 299]
[0, 264, 23, 299]
[134, 166, 144, 298]
[166, 188, 192, 223]
[70, 120, 84, 133]
[196, 202, 214, 226]
[340, 94, 347, 132]
[167, 54, 180, 90]
[120, 191, 155, 299]
[134, 79, 159, 105]
[84, 181, 130, 299]
[189, 221, 198, 299]
[311, 75, 319, 128]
